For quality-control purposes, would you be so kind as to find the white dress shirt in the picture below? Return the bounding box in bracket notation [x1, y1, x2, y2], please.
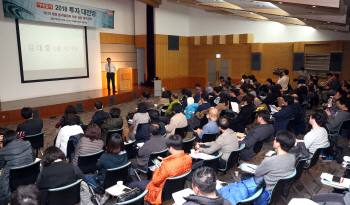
[277, 75, 289, 91]
[105, 63, 117, 73]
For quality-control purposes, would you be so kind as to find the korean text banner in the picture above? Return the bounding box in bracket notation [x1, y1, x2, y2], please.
[3, 0, 115, 29]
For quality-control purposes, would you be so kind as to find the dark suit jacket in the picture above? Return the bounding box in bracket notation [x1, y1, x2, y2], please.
[229, 104, 255, 133]
[239, 124, 274, 161]
[273, 104, 297, 133]
[262, 93, 277, 105]
[16, 119, 43, 136]
[90, 110, 110, 124]
[36, 161, 85, 204]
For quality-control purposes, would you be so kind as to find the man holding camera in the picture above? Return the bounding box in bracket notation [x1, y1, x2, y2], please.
[277, 69, 290, 94]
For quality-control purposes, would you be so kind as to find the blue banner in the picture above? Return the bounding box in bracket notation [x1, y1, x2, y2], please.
[3, 0, 115, 29]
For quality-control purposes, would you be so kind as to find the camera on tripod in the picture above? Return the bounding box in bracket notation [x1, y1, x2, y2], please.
[273, 67, 285, 77]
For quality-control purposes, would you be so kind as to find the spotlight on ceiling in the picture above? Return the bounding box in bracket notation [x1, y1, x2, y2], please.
[312, 5, 316, 8]
[278, 2, 282, 4]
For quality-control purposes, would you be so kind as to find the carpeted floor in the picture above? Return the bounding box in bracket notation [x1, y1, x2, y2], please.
[1, 89, 344, 205]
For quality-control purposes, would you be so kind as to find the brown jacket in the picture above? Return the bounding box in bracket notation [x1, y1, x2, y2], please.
[165, 113, 187, 138]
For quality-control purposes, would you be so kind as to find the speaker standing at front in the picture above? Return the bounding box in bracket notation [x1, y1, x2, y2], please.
[105, 57, 117, 93]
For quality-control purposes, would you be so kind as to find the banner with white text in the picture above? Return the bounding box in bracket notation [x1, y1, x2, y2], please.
[3, 0, 115, 29]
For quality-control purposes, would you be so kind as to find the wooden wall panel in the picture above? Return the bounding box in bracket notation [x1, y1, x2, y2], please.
[239, 34, 254, 44]
[100, 33, 134, 44]
[155, 34, 189, 82]
[132, 69, 138, 85]
[135, 35, 147, 48]
[305, 44, 331, 54]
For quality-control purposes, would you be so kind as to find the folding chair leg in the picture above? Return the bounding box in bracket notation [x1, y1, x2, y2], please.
[229, 170, 239, 182]
[185, 181, 191, 189]
[252, 158, 258, 165]
[292, 185, 303, 198]
[281, 196, 288, 204]
[307, 170, 322, 186]
[299, 179, 314, 196]
[134, 169, 142, 181]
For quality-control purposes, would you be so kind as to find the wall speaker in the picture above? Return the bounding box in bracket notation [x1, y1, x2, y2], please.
[329, 52, 342, 72]
[251, 52, 261, 71]
[293, 52, 304, 71]
[109, 96, 115, 106]
[33, 109, 40, 119]
[76, 102, 84, 112]
[133, 92, 137, 100]
[168, 35, 179, 50]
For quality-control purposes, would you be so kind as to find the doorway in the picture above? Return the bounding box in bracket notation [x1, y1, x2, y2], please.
[207, 59, 231, 86]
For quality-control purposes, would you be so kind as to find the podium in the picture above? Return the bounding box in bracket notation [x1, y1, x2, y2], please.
[101, 68, 133, 91]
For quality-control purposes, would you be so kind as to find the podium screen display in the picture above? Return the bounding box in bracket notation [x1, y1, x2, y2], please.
[16, 20, 89, 83]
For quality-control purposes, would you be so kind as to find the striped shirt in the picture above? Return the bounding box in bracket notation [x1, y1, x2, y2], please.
[303, 127, 328, 154]
[72, 137, 104, 164]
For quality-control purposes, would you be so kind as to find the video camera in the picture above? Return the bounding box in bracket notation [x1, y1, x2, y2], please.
[273, 67, 285, 77]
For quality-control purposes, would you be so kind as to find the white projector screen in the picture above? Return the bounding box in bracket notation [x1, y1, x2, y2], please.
[16, 20, 89, 83]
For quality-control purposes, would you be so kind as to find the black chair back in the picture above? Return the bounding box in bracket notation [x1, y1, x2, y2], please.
[104, 162, 130, 190]
[125, 140, 135, 160]
[175, 125, 188, 138]
[225, 144, 245, 171]
[23, 132, 44, 150]
[269, 170, 296, 204]
[293, 158, 307, 183]
[66, 140, 75, 163]
[201, 133, 218, 143]
[182, 137, 196, 154]
[202, 153, 222, 174]
[252, 140, 264, 156]
[145, 149, 168, 171]
[9, 160, 41, 192]
[308, 144, 328, 170]
[46, 179, 82, 205]
[106, 127, 125, 145]
[199, 117, 208, 129]
[77, 150, 104, 174]
[162, 171, 191, 202]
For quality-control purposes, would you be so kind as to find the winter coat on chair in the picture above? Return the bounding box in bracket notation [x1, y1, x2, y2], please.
[218, 176, 270, 205]
[0, 139, 36, 204]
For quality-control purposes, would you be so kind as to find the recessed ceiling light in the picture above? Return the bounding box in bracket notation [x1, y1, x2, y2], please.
[312, 5, 316, 8]
[278, 2, 282, 4]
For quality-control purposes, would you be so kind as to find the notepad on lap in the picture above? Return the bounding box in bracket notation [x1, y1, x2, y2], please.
[239, 162, 257, 174]
[231, 102, 239, 113]
[269, 105, 278, 112]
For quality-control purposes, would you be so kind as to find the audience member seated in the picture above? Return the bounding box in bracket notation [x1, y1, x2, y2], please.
[272, 96, 296, 133]
[182, 89, 194, 110]
[85, 133, 127, 187]
[277, 69, 290, 94]
[0, 127, 8, 148]
[72, 123, 104, 164]
[227, 77, 232, 86]
[221, 84, 230, 97]
[326, 97, 350, 133]
[90, 101, 110, 125]
[129, 103, 149, 140]
[229, 95, 256, 133]
[159, 91, 171, 106]
[183, 167, 232, 205]
[193, 83, 202, 102]
[312, 192, 350, 205]
[196, 93, 211, 113]
[266, 78, 273, 86]
[11, 185, 42, 205]
[166, 103, 188, 138]
[129, 134, 192, 205]
[165, 93, 181, 117]
[300, 109, 328, 154]
[196, 117, 238, 169]
[134, 110, 166, 144]
[196, 108, 219, 140]
[215, 94, 229, 114]
[241, 130, 295, 192]
[205, 81, 214, 94]
[185, 102, 199, 119]
[253, 82, 260, 96]
[36, 147, 85, 204]
[130, 123, 167, 171]
[138, 91, 155, 110]
[237, 86, 248, 103]
[240, 110, 274, 161]
[322, 74, 341, 101]
[16, 107, 43, 136]
[55, 105, 84, 131]
[307, 83, 317, 101]
[101, 107, 123, 144]
[329, 90, 347, 114]
[247, 84, 256, 97]
[55, 114, 84, 156]
[209, 87, 221, 107]
[0, 130, 36, 204]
